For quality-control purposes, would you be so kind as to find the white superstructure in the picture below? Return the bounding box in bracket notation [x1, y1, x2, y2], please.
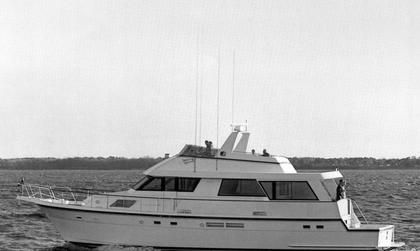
[17, 127, 404, 250]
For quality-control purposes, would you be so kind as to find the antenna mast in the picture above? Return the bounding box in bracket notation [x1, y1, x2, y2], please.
[199, 56, 203, 144]
[231, 51, 235, 124]
[216, 47, 221, 148]
[194, 31, 199, 145]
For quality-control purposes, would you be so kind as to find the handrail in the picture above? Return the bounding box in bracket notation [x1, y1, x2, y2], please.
[19, 183, 355, 215]
[19, 183, 82, 203]
[351, 199, 368, 224]
[19, 183, 348, 203]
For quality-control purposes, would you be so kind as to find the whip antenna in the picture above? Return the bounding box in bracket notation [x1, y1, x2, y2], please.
[231, 51, 235, 124]
[194, 30, 199, 145]
[199, 55, 203, 144]
[216, 47, 221, 148]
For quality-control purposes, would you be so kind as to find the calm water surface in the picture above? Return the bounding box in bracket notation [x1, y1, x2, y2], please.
[0, 169, 419, 250]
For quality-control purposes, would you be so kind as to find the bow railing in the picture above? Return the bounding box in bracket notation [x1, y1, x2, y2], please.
[19, 183, 87, 204]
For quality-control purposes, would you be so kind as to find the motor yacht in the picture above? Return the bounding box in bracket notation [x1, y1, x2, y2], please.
[17, 126, 404, 250]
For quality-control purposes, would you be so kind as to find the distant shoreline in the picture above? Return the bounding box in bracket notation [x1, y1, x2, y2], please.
[0, 157, 419, 170]
[1, 168, 419, 171]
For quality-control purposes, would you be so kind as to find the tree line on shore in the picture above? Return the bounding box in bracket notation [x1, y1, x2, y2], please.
[288, 157, 420, 170]
[0, 157, 161, 170]
[0, 156, 419, 170]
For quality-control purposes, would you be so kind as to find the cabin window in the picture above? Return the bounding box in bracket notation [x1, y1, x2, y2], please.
[259, 181, 317, 200]
[218, 179, 266, 197]
[139, 177, 163, 191]
[321, 179, 338, 201]
[136, 176, 200, 192]
[177, 177, 200, 192]
[110, 199, 136, 208]
[164, 177, 176, 191]
[276, 181, 291, 199]
[260, 182, 273, 199]
[292, 182, 317, 200]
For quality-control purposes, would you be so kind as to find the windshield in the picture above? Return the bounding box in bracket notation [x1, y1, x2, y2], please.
[179, 145, 218, 157]
[131, 175, 148, 190]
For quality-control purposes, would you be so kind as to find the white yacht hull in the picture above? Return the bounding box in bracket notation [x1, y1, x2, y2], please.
[29, 201, 400, 251]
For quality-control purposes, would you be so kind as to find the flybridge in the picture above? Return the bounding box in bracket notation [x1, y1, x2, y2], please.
[180, 123, 252, 158]
[145, 129, 298, 176]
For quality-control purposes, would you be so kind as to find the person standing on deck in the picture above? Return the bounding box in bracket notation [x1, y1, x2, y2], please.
[262, 149, 269, 157]
[336, 179, 347, 201]
[205, 140, 213, 155]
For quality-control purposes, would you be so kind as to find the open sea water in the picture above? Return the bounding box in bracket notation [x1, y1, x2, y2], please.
[0, 169, 419, 251]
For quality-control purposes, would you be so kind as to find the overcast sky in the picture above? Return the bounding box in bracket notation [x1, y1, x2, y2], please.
[1, 0, 419, 158]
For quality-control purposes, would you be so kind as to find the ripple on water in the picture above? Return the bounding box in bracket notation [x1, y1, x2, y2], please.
[12, 211, 47, 219]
